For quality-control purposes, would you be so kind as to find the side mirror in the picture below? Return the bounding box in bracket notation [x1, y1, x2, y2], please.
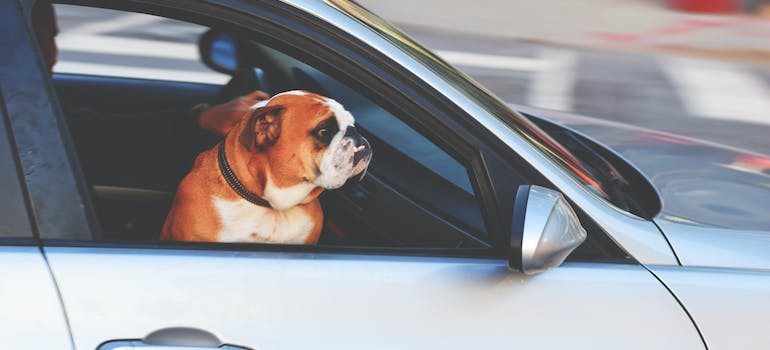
[199, 29, 240, 74]
[509, 185, 586, 275]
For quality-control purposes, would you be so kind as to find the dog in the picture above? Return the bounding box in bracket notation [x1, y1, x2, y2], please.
[161, 90, 372, 244]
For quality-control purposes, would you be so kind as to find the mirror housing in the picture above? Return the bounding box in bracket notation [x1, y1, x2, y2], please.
[509, 185, 587, 274]
[199, 29, 240, 74]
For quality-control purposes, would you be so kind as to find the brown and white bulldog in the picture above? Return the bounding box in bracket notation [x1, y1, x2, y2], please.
[161, 90, 372, 244]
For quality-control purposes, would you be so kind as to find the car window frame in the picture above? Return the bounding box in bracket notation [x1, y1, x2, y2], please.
[0, 91, 36, 242]
[0, 2, 36, 240]
[22, 0, 629, 262]
[5, 0, 99, 243]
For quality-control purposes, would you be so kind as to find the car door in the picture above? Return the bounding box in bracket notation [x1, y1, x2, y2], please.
[16, 1, 705, 349]
[0, 2, 77, 348]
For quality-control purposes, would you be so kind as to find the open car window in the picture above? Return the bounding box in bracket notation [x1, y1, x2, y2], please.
[249, 45, 488, 246]
[46, 3, 490, 249]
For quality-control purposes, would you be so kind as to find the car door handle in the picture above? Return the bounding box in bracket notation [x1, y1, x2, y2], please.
[100, 344, 249, 350]
[98, 327, 252, 350]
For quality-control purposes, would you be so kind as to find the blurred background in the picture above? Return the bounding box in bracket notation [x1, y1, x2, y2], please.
[54, 0, 770, 155]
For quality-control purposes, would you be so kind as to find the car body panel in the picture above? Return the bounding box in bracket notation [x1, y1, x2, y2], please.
[551, 113, 770, 232]
[0, 247, 73, 349]
[45, 247, 704, 350]
[651, 265, 770, 350]
[515, 105, 770, 270]
[656, 221, 770, 270]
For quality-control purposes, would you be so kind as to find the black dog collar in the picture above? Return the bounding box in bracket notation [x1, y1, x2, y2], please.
[217, 142, 272, 208]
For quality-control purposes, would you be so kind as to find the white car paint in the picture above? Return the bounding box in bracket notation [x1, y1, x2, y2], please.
[656, 221, 770, 271]
[0, 247, 72, 349]
[651, 265, 770, 350]
[45, 247, 704, 350]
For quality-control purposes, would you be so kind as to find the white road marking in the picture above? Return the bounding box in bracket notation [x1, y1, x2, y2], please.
[65, 12, 164, 35]
[661, 57, 770, 125]
[529, 48, 577, 112]
[54, 61, 229, 84]
[435, 50, 554, 71]
[58, 34, 199, 60]
[436, 49, 577, 111]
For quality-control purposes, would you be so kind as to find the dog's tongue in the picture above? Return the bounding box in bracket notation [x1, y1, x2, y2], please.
[353, 145, 370, 166]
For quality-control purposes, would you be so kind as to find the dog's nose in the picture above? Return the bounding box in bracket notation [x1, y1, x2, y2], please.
[344, 126, 357, 137]
[346, 126, 367, 148]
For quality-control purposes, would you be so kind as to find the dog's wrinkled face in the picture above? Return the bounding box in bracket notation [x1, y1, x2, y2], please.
[239, 90, 372, 209]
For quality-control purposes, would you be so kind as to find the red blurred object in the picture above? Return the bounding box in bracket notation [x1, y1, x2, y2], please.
[668, 0, 740, 13]
[737, 155, 770, 170]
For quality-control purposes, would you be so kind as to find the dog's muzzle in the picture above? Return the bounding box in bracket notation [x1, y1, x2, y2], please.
[345, 126, 372, 169]
[316, 125, 372, 189]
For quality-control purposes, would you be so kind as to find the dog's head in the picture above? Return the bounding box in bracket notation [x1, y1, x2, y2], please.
[238, 90, 372, 209]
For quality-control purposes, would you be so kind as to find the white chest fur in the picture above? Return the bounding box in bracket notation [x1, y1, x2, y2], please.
[212, 196, 315, 244]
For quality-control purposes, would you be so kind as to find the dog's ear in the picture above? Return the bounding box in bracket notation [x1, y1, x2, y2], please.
[240, 105, 284, 151]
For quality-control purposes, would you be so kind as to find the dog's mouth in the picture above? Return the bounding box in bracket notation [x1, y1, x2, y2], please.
[352, 143, 372, 181]
[352, 138, 372, 169]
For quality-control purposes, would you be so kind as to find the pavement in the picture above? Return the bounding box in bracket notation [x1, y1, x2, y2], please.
[357, 0, 770, 64]
[354, 0, 770, 155]
[53, 2, 770, 155]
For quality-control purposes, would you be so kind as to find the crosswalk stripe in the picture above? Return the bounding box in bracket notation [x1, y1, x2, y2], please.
[58, 34, 199, 60]
[529, 48, 577, 112]
[54, 61, 230, 85]
[435, 50, 554, 71]
[661, 57, 770, 125]
[64, 12, 164, 35]
[64, 11, 164, 35]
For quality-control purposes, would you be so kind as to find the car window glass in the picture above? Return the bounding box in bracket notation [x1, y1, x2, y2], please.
[41, 3, 489, 248]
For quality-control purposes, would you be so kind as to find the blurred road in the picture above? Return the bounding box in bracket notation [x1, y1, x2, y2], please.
[54, 2, 770, 155]
[396, 24, 770, 156]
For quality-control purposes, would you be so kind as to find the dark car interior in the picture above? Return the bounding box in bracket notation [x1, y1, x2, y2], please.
[53, 27, 491, 249]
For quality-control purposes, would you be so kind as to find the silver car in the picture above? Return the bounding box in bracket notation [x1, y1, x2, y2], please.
[1, 0, 768, 349]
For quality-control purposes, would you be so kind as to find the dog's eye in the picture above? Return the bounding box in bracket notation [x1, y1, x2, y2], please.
[314, 127, 335, 144]
[313, 118, 338, 144]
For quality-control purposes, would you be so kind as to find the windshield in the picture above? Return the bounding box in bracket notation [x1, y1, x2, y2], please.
[324, 0, 612, 200]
